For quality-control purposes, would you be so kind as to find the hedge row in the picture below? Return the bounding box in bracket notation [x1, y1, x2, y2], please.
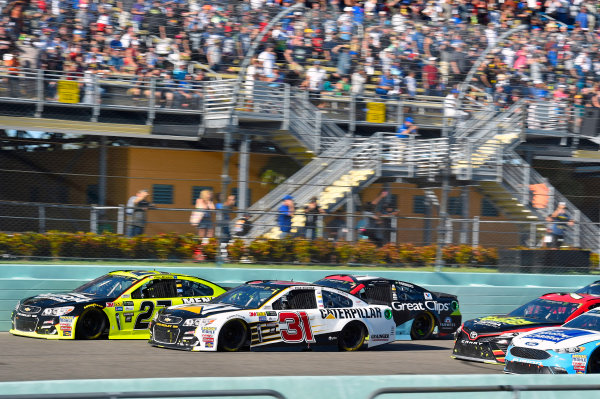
[0, 232, 498, 266]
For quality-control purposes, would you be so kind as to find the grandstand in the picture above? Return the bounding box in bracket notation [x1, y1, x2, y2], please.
[1, 0, 600, 252]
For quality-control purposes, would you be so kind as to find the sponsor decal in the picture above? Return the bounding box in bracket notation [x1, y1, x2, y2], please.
[517, 358, 544, 366]
[572, 354, 587, 371]
[460, 339, 481, 346]
[202, 335, 214, 343]
[115, 307, 123, 312]
[182, 297, 210, 304]
[84, 304, 102, 309]
[424, 292, 433, 300]
[205, 341, 214, 348]
[328, 336, 338, 341]
[59, 316, 74, 331]
[177, 289, 183, 293]
[441, 317, 454, 328]
[259, 316, 267, 322]
[63, 331, 71, 336]
[384, 309, 393, 320]
[470, 331, 478, 339]
[123, 301, 134, 307]
[106, 302, 115, 308]
[525, 329, 594, 343]
[525, 341, 539, 346]
[451, 301, 459, 311]
[124, 313, 133, 323]
[155, 322, 178, 328]
[36, 293, 90, 303]
[121, 295, 130, 299]
[320, 308, 383, 320]
[478, 316, 535, 326]
[391, 301, 450, 312]
[249, 312, 266, 317]
[474, 319, 503, 328]
[124, 306, 134, 311]
[371, 334, 390, 342]
[266, 311, 276, 317]
[201, 327, 216, 333]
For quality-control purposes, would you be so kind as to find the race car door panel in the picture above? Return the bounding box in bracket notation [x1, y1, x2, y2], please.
[121, 278, 176, 338]
[254, 288, 320, 350]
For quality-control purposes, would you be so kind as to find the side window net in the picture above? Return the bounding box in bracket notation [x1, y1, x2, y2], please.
[364, 284, 392, 304]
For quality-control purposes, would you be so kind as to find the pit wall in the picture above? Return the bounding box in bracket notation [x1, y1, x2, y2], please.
[1, 264, 596, 331]
[1, 375, 600, 399]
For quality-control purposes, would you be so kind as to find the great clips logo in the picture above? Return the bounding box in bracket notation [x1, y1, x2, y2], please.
[392, 301, 450, 312]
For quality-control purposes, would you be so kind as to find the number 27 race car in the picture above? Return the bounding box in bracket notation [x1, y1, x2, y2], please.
[149, 280, 396, 351]
[11, 270, 226, 340]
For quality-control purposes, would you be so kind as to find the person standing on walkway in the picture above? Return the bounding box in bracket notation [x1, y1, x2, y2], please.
[278, 195, 295, 238]
[126, 189, 152, 236]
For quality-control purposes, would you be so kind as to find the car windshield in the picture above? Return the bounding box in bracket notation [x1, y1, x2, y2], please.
[211, 285, 280, 309]
[315, 278, 355, 292]
[576, 282, 600, 295]
[508, 298, 580, 323]
[563, 312, 600, 332]
[73, 274, 138, 297]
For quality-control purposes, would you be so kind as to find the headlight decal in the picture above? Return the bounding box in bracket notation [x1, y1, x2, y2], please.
[42, 306, 75, 316]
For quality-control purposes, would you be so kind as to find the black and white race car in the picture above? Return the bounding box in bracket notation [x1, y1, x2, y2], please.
[315, 274, 461, 340]
[149, 280, 396, 352]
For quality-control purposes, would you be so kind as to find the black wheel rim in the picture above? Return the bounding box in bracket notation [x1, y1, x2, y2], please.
[220, 322, 245, 351]
[78, 310, 104, 339]
[340, 324, 363, 350]
[411, 313, 433, 339]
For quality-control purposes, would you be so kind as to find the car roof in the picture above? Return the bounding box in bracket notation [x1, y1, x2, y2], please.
[541, 292, 600, 303]
[245, 280, 314, 289]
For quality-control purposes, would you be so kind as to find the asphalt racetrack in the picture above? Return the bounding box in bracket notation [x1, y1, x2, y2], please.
[0, 333, 499, 381]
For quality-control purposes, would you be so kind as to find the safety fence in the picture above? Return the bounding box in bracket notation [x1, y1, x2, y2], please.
[0, 199, 598, 253]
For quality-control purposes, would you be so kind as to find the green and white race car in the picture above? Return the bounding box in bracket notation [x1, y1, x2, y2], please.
[10, 270, 226, 340]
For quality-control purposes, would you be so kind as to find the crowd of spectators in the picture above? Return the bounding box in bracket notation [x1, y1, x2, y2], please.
[0, 0, 599, 118]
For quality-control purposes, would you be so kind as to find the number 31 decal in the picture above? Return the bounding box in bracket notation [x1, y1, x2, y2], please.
[278, 311, 315, 343]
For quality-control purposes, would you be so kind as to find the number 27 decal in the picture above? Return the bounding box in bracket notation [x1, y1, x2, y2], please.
[278, 311, 315, 343]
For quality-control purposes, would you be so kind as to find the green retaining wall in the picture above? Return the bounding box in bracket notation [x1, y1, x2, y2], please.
[1, 375, 599, 399]
[1, 264, 597, 332]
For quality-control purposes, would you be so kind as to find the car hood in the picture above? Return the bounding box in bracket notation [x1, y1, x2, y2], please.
[464, 315, 556, 334]
[511, 327, 600, 350]
[164, 302, 245, 318]
[21, 292, 109, 308]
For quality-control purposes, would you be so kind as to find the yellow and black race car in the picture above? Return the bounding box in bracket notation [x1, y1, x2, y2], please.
[10, 270, 226, 340]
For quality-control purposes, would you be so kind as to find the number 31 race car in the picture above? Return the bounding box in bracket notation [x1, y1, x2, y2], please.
[11, 270, 226, 340]
[149, 280, 396, 351]
[315, 275, 461, 339]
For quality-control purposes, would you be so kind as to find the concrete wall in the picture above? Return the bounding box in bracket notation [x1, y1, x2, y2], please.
[1, 264, 596, 331]
[1, 375, 599, 399]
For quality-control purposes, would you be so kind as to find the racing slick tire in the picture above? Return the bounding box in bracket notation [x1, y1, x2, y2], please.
[410, 311, 435, 340]
[338, 321, 366, 351]
[75, 308, 107, 340]
[218, 319, 248, 352]
[587, 349, 600, 373]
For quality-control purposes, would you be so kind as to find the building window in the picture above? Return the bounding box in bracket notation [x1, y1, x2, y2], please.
[86, 184, 99, 204]
[448, 197, 463, 216]
[152, 184, 173, 204]
[413, 195, 426, 214]
[191, 186, 213, 205]
[481, 198, 499, 217]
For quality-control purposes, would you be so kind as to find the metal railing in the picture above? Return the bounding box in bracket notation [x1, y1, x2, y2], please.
[0, 68, 581, 141]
